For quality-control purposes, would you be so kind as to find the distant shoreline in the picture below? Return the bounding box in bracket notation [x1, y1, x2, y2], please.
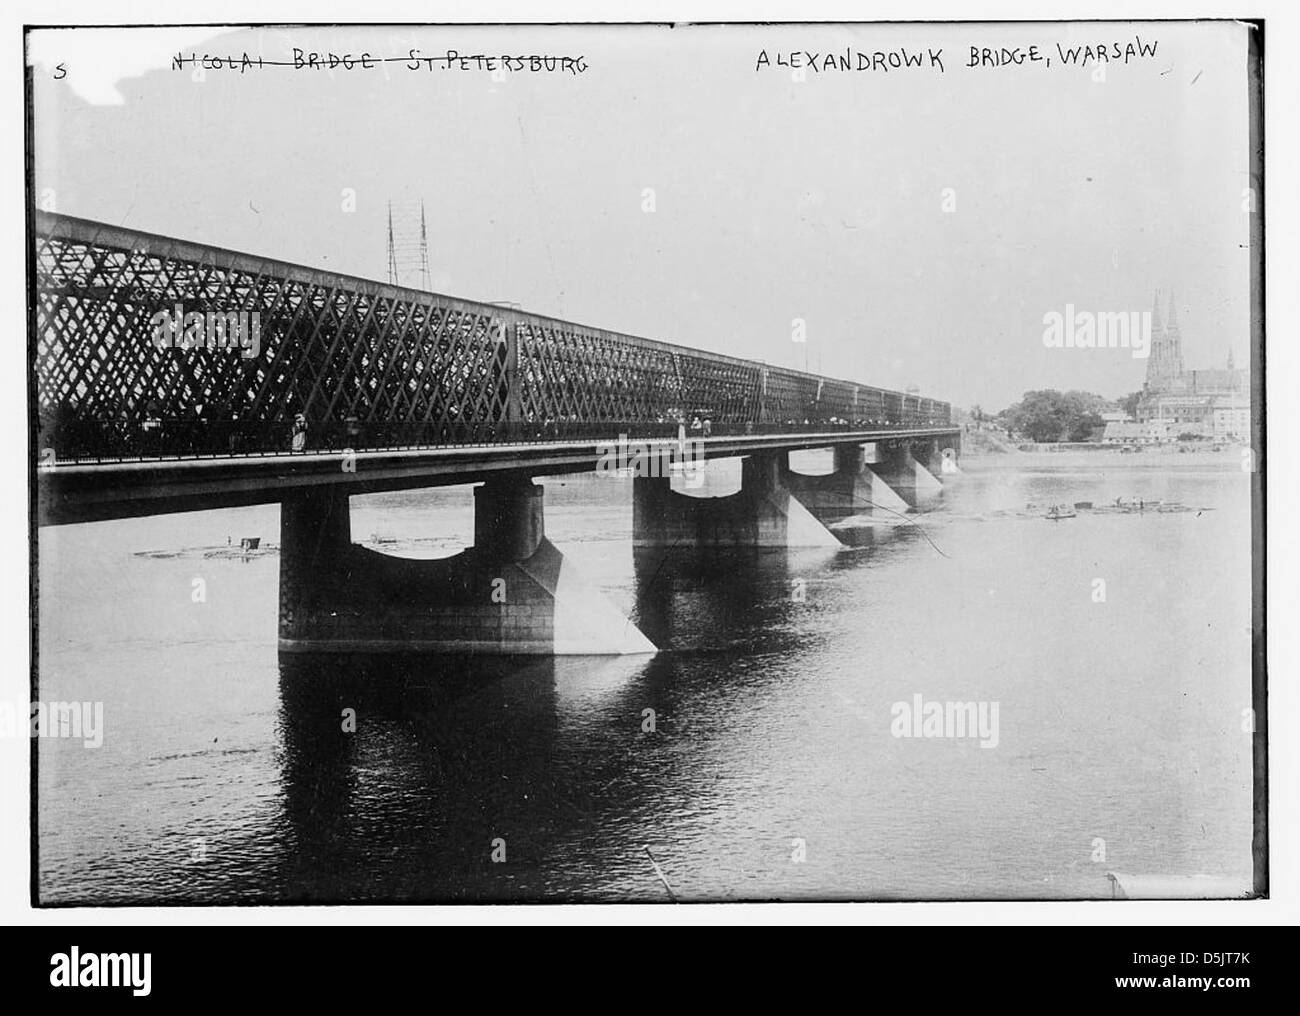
[960, 442, 1249, 470]
[1009, 440, 1246, 454]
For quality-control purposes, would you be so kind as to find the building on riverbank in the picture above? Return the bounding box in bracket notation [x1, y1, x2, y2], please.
[1102, 420, 1174, 445]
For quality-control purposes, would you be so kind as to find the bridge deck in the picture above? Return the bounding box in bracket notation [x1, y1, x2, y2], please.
[38, 427, 958, 525]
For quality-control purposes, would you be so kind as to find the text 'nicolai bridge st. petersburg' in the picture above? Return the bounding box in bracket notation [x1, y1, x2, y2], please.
[32, 210, 961, 655]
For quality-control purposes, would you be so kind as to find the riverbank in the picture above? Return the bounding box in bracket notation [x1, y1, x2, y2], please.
[960, 435, 1249, 468]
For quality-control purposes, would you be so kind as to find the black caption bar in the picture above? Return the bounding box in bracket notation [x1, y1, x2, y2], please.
[1, 925, 1279, 1004]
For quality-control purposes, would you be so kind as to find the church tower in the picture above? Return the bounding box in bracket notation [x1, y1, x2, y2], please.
[1144, 290, 1185, 393]
[1165, 292, 1184, 356]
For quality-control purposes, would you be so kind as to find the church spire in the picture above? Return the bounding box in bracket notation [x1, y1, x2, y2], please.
[1163, 290, 1184, 380]
[1145, 288, 1184, 393]
[1227, 347, 1235, 371]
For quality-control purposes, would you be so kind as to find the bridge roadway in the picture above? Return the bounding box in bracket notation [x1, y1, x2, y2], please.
[37, 426, 957, 525]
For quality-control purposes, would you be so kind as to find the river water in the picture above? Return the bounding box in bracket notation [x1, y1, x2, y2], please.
[35, 448, 1256, 903]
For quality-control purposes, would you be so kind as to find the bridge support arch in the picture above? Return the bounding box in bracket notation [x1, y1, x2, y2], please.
[781, 443, 913, 530]
[632, 452, 840, 548]
[866, 440, 947, 508]
[279, 477, 656, 656]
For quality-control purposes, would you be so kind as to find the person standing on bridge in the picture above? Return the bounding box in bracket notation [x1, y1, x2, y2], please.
[291, 413, 308, 452]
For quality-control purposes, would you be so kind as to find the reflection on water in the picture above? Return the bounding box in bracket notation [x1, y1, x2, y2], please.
[36, 453, 1256, 903]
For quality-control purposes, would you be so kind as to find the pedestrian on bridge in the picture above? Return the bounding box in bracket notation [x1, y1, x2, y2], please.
[291, 413, 308, 452]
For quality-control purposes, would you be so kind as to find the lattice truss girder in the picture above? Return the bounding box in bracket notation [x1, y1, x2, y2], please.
[34, 212, 951, 434]
[36, 233, 510, 430]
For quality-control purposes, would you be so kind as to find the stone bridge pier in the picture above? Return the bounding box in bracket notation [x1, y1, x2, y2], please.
[780, 444, 912, 526]
[632, 451, 840, 548]
[864, 439, 949, 508]
[279, 477, 656, 656]
[632, 437, 962, 551]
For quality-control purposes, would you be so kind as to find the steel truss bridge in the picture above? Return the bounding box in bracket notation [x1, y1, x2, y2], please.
[32, 211, 951, 463]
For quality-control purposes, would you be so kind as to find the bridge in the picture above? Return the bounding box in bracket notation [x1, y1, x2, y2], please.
[33, 210, 961, 655]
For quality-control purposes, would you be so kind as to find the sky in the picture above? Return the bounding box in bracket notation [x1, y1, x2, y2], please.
[28, 21, 1253, 410]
